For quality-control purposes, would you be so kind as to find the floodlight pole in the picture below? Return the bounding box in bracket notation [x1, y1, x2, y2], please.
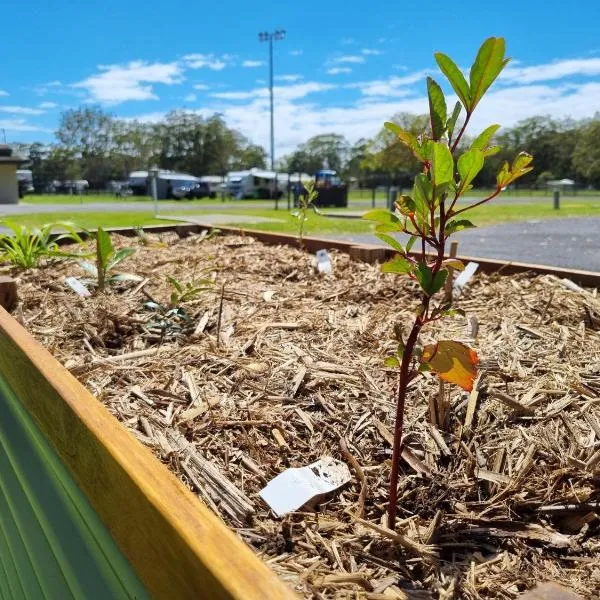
[259, 29, 285, 173]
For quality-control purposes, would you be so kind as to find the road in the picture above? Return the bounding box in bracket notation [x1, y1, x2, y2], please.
[327, 217, 600, 272]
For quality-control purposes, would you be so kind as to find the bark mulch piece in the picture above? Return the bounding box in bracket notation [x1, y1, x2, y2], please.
[7, 231, 600, 599]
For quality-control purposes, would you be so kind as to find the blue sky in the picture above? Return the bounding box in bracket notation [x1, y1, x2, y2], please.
[2, 0, 600, 157]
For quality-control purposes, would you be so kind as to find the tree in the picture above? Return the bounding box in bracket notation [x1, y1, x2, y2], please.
[362, 113, 429, 186]
[281, 134, 351, 174]
[573, 118, 600, 187]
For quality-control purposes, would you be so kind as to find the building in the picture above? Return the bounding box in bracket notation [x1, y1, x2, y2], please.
[0, 146, 28, 204]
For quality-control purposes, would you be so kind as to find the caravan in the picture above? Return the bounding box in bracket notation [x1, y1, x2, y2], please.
[226, 168, 282, 199]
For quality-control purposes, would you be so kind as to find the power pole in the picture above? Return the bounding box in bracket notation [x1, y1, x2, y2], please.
[259, 29, 286, 171]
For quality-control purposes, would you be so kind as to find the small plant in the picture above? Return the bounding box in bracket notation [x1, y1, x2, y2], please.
[293, 180, 320, 242]
[363, 37, 533, 529]
[80, 227, 140, 291]
[0, 221, 86, 268]
[167, 275, 214, 307]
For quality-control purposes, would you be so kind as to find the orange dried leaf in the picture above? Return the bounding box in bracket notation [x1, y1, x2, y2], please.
[421, 340, 479, 391]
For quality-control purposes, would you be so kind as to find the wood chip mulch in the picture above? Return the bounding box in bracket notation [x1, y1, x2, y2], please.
[7, 231, 600, 599]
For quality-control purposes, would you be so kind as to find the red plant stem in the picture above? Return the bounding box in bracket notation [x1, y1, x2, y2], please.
[451, 187, 501, 218]
[450, 112, 471, 154]
[387, 309, 425, 529]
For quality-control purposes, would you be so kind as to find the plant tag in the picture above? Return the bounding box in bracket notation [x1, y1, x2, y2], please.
[64, 277, 91, 297]
[453, 261, 479, 295]
[316, 249, 332, 274]
[259, 457, 351, 517]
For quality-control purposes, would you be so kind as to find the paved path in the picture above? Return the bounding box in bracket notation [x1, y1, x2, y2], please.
[161, 214, 282, 225]
[325, 217, 600, 272]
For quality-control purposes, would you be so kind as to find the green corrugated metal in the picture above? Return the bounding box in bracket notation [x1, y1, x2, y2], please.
[0, 374, 150, 600]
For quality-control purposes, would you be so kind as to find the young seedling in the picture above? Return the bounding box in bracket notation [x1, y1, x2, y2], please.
[293, 180, 320, 243]
[0, 221, 86, 269]
[363, 37, 533, 529]
[80, 227, 140, 291]
[167, 275, 214, 307]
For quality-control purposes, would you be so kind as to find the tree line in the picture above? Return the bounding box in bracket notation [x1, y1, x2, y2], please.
[22, 107, 267, 190]
[17, 106, 600, 190]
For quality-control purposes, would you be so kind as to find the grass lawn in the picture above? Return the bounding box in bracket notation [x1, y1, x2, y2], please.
[21, 194, 269, 206]
[4, 198, 600, 237]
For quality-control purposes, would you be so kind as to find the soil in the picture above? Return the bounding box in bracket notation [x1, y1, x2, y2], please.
[6, 230, 600, 599]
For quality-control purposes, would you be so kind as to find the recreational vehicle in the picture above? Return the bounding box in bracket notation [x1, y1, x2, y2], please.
[226, 168, 282, 199]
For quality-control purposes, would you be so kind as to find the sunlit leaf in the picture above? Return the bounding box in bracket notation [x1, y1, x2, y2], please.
[496, 152, 534, 188]
[381, 255, 412, 275]
[396, 195, 416, 216]
[413, 174, 433, 223]
[384, 356, 400, 368]
[421, 340, 479, 391]
[457, 149, 485, 193]
[447, 101, 462, 140]
[441, 259, 465, 271]
[363, 209, 404, 233]
[406, 236, 417, 253]
[375, 232, 405, 253]
[469, 37, 508, 110]
[427, 77, 447, 141]
[445, 219, 476, 236]
[471, 124, 500, 151]
[434, 52, 471, 109]
[96, 227, 113, 266]
[384, 122, 426, 161]
[432, 142, 454, 187]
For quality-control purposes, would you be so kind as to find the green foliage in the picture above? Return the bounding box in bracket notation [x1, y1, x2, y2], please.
[167, 276, 214, 307]
[81, 227, 140, 291]
[362, 38, 534, 529]
[0, 221, 85, 269]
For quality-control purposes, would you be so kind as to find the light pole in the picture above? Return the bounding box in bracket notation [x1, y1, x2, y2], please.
[259, 29, 285, 172]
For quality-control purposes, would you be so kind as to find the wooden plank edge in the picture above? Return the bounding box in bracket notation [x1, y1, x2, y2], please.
[0, 306, 295, 600]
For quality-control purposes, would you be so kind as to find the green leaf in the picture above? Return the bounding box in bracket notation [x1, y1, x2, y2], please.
[471, 124, 500, 151]
[432, 142, 454, 187]
[426, 77, 447, 141]
[469, 37, 508, 110]
[483, 145, 501, 157]
[496, 152, 534, 188]
[406, 236, 417, 253]
[447, 101, 462, 139]
[415, 263, 433, 293]
[445, 219, 476, 235]
[396, 195, 416, 216]
[375, 233, 405, 253]
[457, 149, 485, 193]
[107, 247, 136, 271]
[441, 259, 465, 271]
[384, 356, 400, 368]
[96, 227, 113, 267]
[434, 52, 470, 109]
[363, 209, 402, 228]
[432, 270, 448, 295]
[411, 177, 431, 232]
[167, 275, 183, 293]
[381, 255, 412, 275]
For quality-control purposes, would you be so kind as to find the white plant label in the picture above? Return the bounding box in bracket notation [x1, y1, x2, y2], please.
[316, 249, 332, 274]
[259, 457, 351, 517]
[453, 261, 479, 295]
[65, 277, 91, 297]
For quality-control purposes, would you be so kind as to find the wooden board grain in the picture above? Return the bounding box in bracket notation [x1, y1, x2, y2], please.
[0, 306, 295, 600]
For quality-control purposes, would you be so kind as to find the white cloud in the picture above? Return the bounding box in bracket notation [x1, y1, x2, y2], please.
[0, 119, 50, 133]
[501, 57, 600, 84]
[184, 93, 197, 102]
[327, 67, 352, 75]
[74, 60, 183, 103]
[193, 83, 210, 90]
[210, 82, 335, 101]
[275, 74, 303, 82]
[0, 90, 8, 97]
[0, 105, 45, 115]
[200, 80, 600, 157]
[347, 70, 430, 96]
[362, 48, 382, 56]
[289, 49, 303, 56]
[242, 60, 265, 68]
[332, 55, 365, 64]
[39, 101, 57, 109]
[183, 54, 227, 71]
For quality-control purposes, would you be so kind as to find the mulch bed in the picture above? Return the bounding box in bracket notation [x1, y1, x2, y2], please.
[6, 231, 600, 599]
